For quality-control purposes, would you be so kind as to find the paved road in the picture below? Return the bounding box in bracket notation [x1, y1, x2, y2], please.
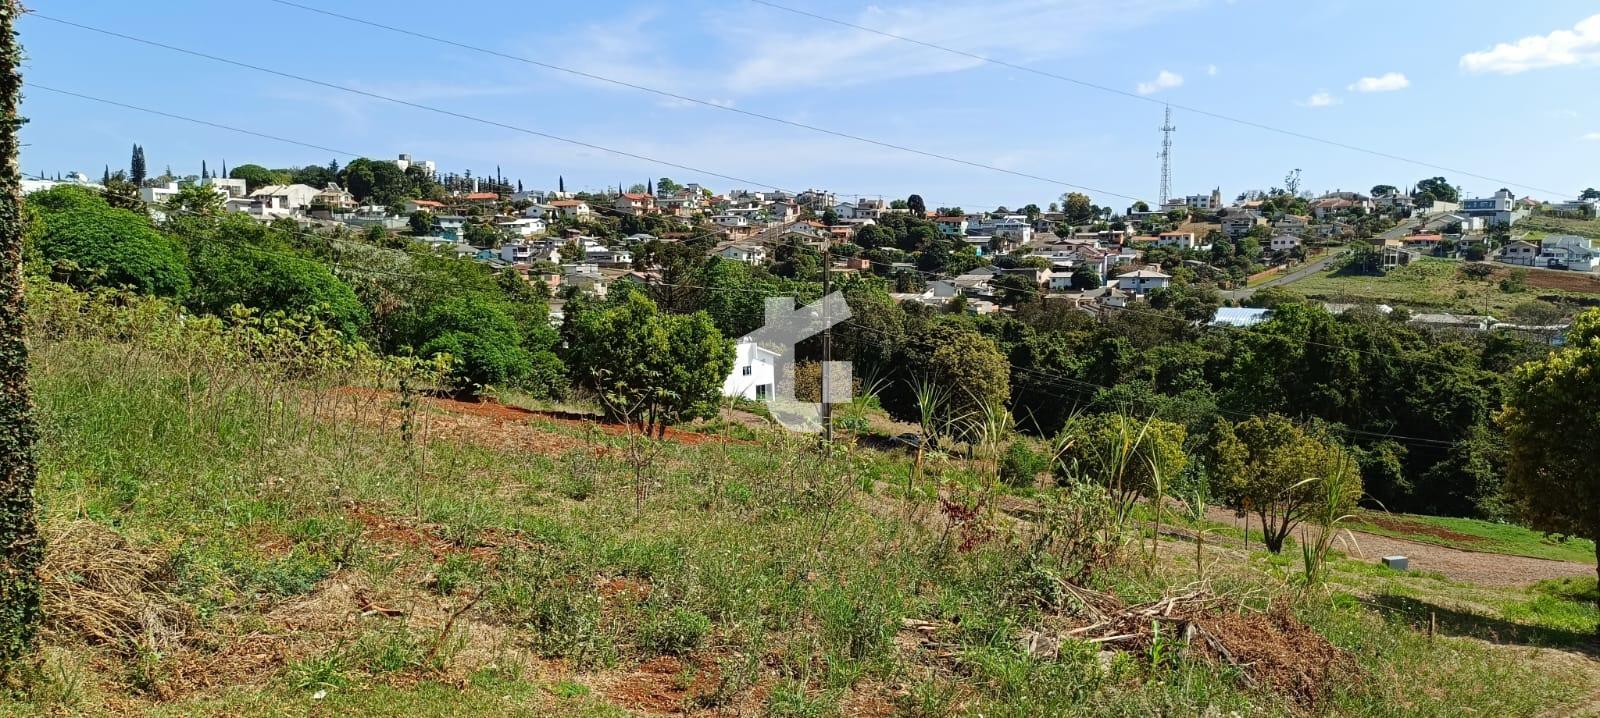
[1222, 218, 1429, 301]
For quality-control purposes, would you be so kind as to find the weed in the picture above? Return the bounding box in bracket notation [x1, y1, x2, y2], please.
[638, 605, 711, 656]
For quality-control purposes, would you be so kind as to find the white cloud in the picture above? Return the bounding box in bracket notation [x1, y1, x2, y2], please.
[1583, 132, 1600, 142]
[724, 0, 1204, 93]
[1348, 72, 1409, 93]
[1136, 70, 1184, 95]
[1298, 91, 1339, 108]
[1460, 13, 1600, 74]
[1206, 64, 1218, 76]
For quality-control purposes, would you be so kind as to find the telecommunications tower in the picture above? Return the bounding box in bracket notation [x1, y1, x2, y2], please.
[1157, 105, 1175, 207]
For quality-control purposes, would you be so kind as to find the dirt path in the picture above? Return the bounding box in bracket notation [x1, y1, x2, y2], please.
[1203, 506, 1591, 587]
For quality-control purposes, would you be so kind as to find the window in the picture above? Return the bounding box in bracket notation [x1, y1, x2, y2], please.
[756, 384, 769, 399]
[742, 366, 752, 376]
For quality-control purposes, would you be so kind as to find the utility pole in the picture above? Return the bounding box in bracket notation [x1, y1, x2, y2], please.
[821, 233, 833, 445]
[0, 0, 41, 666]
[1158, 105, 1176, 208]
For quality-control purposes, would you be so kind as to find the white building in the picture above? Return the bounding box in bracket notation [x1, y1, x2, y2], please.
[1461, 189, 1524, 227]
[496, 217, 547, 238]
[1268, 234, 1303, 252]
[391, 153, 436, 176]
[722, 338, 778, 401]
[719, 244, 766, 265]
[1114, 269, 1171, 296]
[247, 184, 320, 217]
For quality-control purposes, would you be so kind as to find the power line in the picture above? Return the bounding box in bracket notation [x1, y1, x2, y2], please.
[261, 0, 1142, 203]
[26, 84, 361, 158]
[26, 12, 781, 191]
[744, 0, 1566, 198]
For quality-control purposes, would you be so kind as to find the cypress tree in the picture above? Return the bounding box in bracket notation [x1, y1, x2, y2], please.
[201, 159, 208, 179]
[129, 143, 146, 185]
[0, 0, 41, 668]
[558, 175, 564, 193]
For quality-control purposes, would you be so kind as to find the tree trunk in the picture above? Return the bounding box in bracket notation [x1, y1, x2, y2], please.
[0, 0, 39, 668]
[1594, 539, 1599, 641]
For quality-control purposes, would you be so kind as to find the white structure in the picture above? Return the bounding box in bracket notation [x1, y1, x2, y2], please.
[1498, 240, 1540, 266]
[1155, 231, 1207, 251]
[1461, 189, 1524, 227]
[723, 338, 778, 401]
[1269, 234, 1303, 252]
[248, 184, 319, 216]
[391, 153, 436, 176]
[1539, 235, 1600, 271]
[201, 176, 249, 197]
[1114, 269, 1171, 295]
[496, 217, 547, 238]
[719, 244, 766, 265]
[548, 199, 591, 220]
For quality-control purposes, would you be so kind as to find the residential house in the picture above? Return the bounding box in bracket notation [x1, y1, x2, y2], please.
[406, 199, 446, 214]
[719, 243, 767, 265]
[563, 264, 606, 297]
[1498, 240, 1540, 266]
[435, 215, 469, 241]
[1538, 234, 1600, 271]
[496, 217, 547, 238]
[310, 183, 356, 212]
[1402, 233, 1444, 251]
[614, 192, 658, 216]
[1268, 234, 1303, 253]
[1154, 231, 1206, 251]
[549, 199, 591, 220]
[722, 338, 779, 401]
[139, 181, 226, 209]
[1551, 198, 1600, 217]
[1461, 189, 1524, 227]
[461, 192, 500, 205]
[1220, 211, 1265, 238]
[1273, 215, 1311, 233]
[1114, 269, 1171, 296]
[247, 183, 320, 218]
[201, 176, 249, 198]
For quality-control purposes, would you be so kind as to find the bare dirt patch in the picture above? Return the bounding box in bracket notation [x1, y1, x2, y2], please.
[1490, 265, 1600, 294]
[1362, 515, 1484, 545]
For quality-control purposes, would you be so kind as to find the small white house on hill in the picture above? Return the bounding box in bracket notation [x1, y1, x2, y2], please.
[723, 338, 778, 401]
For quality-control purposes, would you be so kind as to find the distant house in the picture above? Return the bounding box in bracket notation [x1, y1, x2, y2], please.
[1499, 240, 1540, 266]
[1155, 231, 1204, 251]
[1268, 234, 1303, 252]
[496, 217, 547, 238]
[1220, 211, 1265, 238]
[1461, 188, 1524, 227]
[614, 192, 658, 216]
[406, 199, 446, 214]
[723, 338, 778, 401]
[1538, 234, 1600, 271]
[1273, 215, 1311, 233]
[934, 216, 969, 237]
[563, 263, 607, 297]
[247, 184, 319, 217]
[719, 244, 767, 265]
[548, 199, 591, 220]
[1114, 268, 1171, 295]
[1402, 233, 1443, 251]
[313, 183, 357, 211]
[462, 192, 500, 204]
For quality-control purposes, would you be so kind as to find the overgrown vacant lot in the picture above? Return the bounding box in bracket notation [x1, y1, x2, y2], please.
[1287, 257, 1600, 316]
[4, 293, 1599, 717]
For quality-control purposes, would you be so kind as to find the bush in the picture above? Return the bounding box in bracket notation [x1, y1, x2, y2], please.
[186, 220, 366, 335]
[999, 441, 1049, 488]
[418, 294, 535, 393]
[32, 205, 190, 297]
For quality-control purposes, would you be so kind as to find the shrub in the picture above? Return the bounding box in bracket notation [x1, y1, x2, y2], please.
[999, 441, 1049, 488]
[32, 206, 190, 297]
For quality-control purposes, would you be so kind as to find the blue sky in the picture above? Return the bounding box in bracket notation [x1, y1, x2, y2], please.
[17, 1, 1600, 210]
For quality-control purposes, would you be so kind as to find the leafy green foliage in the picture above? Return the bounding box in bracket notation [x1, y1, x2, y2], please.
[184, 216, 366, 335]
[29, 191, 190, 297]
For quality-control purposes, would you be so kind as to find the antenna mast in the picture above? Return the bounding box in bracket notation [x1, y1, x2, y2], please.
[1158, 105, 1176, 207]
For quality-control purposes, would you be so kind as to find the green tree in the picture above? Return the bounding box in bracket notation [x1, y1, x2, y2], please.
[993, 272, 1039, 307]
[1061, 192, 1094, 225]
[1371, 184, 1397, 197]
[1413, 177, 1459, 205]
[30, 198, 190, 297]
[185, 216, 367, 334]
[1499, 309, 1600, 605]
[1208, 414, 1361, 553]
[418, 294, 535, 395]
[163, 182, 225, 217]
[228, 163, 279, 192]
[408, 210, 437, 236]
[906, 194, 926, 215]
[1054, 414, 1188, 525]
[1580, 187, 1600, 201]
[893, 321, 1010, 427]
[0, 1, 41, 665]
[564, 291, 733, 435]
[1071, 264, 1102, 290]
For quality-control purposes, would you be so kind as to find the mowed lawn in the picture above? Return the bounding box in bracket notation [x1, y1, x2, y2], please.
[1350, 510, 1595, 564]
